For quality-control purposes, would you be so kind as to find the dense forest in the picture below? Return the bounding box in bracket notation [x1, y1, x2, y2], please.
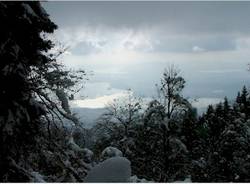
[1, 1, 250, 183]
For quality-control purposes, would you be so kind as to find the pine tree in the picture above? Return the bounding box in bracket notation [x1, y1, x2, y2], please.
[239, 86, 250, 119]
[236, 91, 241, 104]
[0, 2, 57, 181]
[215, 102, 223, 116]
[206, 105, 215, 116]
[241, 86, 248, 107]
[192, 90, 250, 182]
[0, 2, 87, 182]
[223, 97, 230, 114]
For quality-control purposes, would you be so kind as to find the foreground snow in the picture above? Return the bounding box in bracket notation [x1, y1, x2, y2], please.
[84, 157, 131, 182]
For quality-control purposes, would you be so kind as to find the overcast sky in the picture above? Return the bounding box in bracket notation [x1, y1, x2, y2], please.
[43, 1, 250, 109]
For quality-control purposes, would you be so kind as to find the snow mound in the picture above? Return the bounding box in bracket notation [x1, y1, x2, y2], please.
[101, 146, 123, 160]
[84, 157, 131, 182]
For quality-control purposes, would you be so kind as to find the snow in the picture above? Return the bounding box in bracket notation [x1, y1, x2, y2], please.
[240, 113, 246, 119]
[83, 148, 94, 162]
[174, 175, 192, 183]
[84, 157, 131, 182]
[246, 126, 250, 136]
[170, 137, 188, 153]
[12, 44, 20, 57]
[225, 130, 237, 135]
[235, 174, 240, 180]
[67, 138, 94, 163]
[56, 89, 71, 114]
[68, 135, 84, 152]
[101, 146, 123, 160]
[129, 175, 153, 182]
[30, 171, 46, 183]
[22, 3, 38, 18]
[39, 4, 48, 17]
[183, 176, 192, 183]
[130, 175, 140, 182]
[192, 157, 206, 168]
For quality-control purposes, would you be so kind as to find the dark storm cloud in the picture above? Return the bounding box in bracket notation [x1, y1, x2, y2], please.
[44, 1, 250, 34]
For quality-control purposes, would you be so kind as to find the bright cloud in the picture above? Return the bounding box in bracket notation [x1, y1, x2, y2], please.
[75, 82, 126, 99]
[192, 46, 206, 52]
[199, 69, 243, 74]
[54, 26, 157, 56]
[44, 2, 250, 110]
[191, 97, 223, 109]
[70, 92, 128, 108]
[212, 89, 224, 94]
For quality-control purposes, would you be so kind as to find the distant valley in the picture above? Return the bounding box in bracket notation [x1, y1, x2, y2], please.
[72, 107, 107, 129]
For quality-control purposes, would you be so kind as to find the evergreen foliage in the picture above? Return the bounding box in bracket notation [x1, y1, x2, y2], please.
[0, 2, 88, 182]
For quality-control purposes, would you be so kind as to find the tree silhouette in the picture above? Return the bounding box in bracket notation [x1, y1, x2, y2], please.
[156, 65, 187, 119]
[0, 2, 86, 182]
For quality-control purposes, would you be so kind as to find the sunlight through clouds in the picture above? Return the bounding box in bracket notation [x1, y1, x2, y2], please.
[70, 92, 128, 108]
[54, 26, 157, 55]
[44, 1, 250, 105]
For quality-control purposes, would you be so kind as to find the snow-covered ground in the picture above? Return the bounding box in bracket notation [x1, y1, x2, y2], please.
[84, 157, 131, 182]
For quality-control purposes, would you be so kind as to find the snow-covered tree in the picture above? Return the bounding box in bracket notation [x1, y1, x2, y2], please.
[0, 2, 57, 181]
[191, 88, 250, 182]
[92, 90, 142, 158]
[0, 2, 87, 182]
[156, 65, 188, 119]
[101, 89, 142, 137]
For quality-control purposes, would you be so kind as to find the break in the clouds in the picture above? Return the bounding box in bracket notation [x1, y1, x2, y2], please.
[43, 1, 250, 109]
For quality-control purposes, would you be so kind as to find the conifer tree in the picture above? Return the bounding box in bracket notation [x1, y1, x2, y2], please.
[206, 105, 215, 116]
[0, 2, 86, 182]
[0, 2, 57, 181]
[236, 91, 241, 104]
[241, 86, 248, 107]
